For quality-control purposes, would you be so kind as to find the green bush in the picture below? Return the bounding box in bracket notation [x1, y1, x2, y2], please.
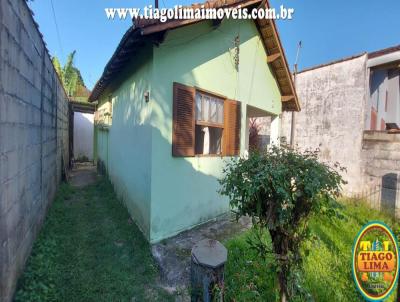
[224, 200, 399, 301]
[220, 145, 346, 301]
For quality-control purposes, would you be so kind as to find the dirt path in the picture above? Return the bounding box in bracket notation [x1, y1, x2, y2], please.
[69, 162, 98, 188]
[15, 169, 173, 302]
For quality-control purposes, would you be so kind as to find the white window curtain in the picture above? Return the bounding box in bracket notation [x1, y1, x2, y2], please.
[202, 126, 210, 154]
[196, 92, 224, 124]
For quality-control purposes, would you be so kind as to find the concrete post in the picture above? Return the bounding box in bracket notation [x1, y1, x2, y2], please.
[270, 115, 281, 146]
[190, 239, 227, 302]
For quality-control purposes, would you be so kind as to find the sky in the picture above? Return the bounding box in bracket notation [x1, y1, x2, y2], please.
[28, 0, 400, 90]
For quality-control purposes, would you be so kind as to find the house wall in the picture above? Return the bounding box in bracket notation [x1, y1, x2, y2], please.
[95, 46, 153, 239]
[149, 19, 282, 242]
[73, 112, 94, 161]
[281, 54, 368, 195]
[0, 0, 69, 300]
[366, 68, 400, 130]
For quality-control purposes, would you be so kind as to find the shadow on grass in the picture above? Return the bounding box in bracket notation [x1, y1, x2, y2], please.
[15, 178, 173, 302]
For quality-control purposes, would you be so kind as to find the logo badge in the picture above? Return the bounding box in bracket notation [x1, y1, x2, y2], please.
[352, 221, 399, 301]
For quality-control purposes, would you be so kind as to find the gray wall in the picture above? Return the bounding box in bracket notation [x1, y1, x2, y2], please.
[0, 0, 69, 300]
[281, 54, 368, 194]
[361, 131, 400, 216]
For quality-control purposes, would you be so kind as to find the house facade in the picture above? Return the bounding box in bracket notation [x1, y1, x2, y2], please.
[89, 0, 299, 242]
[281, 45, 400, 215]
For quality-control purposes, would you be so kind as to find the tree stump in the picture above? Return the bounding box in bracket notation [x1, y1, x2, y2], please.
[190, 239, 227, 302]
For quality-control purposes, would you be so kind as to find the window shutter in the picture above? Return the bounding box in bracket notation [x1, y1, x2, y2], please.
[172, 82, 195, 157]
[223, 100, 241, 156]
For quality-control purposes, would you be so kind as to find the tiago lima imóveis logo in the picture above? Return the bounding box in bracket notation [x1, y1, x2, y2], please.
[352, 221, 399, 301]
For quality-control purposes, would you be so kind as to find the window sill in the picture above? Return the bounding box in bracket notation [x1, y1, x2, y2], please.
[194, 154, 240, 158]
[195, 154, 222, 157]
[195, 121, 224, 128]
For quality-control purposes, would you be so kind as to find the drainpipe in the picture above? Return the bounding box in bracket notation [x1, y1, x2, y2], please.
[290, 41, 302, 147]
[290, 65, 298, 147]
[290, 115, 296, 147]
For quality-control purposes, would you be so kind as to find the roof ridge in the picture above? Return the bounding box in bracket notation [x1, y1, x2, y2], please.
[298, 52, 367, 74]
[89, 0, 300, 111]
[368, 44, 400, 59]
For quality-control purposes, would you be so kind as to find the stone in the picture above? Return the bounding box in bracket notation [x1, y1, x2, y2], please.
[150, 213, 251, 300]
[191, 239, 227, 269]
[190, 239, 227, 302]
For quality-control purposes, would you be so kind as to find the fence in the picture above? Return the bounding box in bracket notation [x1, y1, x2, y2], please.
[0, 0, 70, 300]
[354, 183, 400, 217]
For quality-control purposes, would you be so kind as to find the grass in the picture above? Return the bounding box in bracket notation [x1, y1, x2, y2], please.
[14, 178, 400, 301]
[224, 200, 400, 302]
[15, 179, 173, 302]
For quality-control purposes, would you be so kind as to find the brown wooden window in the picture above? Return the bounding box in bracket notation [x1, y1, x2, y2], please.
[172, 82, 240, 157]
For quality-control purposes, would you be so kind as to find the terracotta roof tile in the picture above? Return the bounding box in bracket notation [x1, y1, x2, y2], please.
[89, 0, 299, 111]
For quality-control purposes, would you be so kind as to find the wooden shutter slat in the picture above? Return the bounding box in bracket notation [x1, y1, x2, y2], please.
[223, 100, 241, 156]
[172, 82, 195, 157]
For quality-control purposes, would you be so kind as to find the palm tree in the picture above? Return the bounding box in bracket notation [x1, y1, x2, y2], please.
[52, 51, 87, 98]
[52, 56, 63, 83]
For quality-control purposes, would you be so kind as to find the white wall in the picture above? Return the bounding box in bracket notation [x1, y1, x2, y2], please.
[74, 112, 94, 161]
[281, 54, 368, 194]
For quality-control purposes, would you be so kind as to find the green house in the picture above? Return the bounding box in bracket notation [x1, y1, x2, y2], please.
[89, 0, 299, 243]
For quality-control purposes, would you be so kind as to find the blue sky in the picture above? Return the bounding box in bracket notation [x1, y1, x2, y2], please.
[28, 0, 400, 90]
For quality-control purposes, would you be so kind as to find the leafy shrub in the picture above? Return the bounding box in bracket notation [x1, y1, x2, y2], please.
[220, 145, 346, 301]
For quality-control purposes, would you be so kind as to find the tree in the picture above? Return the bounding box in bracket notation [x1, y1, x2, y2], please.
[52, 56, 63, 83]
[62, 51, 78, 96]
[52, 51, 87, 98]
[219, 145, 346, 301]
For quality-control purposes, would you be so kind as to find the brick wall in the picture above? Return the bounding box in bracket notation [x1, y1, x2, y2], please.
[0, 0, 70, 300]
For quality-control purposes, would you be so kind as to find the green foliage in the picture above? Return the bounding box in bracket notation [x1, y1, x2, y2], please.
[52, 56, 63, 83]
[15, 180, 172, 301]
[224, 200, 399, 301]
[219, 145, 346, 300]
[62, 50, 78, 96]
[52, 51, 86, 97]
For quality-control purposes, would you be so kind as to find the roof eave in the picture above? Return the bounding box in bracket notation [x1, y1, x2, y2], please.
[89, 0, 300, 111]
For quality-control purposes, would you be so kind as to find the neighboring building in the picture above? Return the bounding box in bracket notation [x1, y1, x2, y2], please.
[73, 112, 94, 161]
[70, 101, 95, 162]
[366, 47, 400, 131]
[282, 45, 400, 214]
[89, 0, 299, 242]
[70, 86, 95, 162]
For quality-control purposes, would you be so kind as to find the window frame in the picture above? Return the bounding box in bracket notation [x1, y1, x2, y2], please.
[194, 89, 225, 156]
[171, 82, 241, 158]
[195, 89, 225, 126]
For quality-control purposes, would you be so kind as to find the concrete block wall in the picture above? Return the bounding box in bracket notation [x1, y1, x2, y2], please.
[281, 54, 368, 195]
[0, 0, 69, 301]
[360, 132, 400, 216]
[361, 132, 400, 186]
